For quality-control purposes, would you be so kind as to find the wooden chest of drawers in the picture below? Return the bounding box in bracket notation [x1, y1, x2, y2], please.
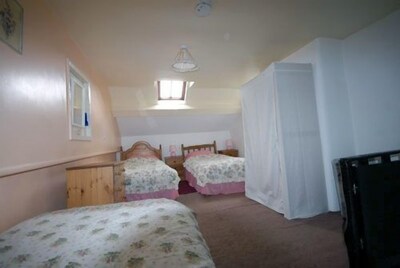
[66, 162, 125, 208]
[218, 149, 239, 157]
[164, 155, 185, 180]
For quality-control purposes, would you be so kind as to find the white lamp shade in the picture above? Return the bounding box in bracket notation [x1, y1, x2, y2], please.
[172, 45, 199, 73]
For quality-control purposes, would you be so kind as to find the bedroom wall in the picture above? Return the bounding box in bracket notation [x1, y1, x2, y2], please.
[282, 38, 354, 211]
[121, 131, 233, 159]
[0, 153, 115, 232]
[342, 9, 400, 155]
[110, 81, 245, 157]
[118, 112, 245, 158]
[280, 9, 400, 211]
[0, 0, 120, 232]
[230, 114, 245, 157]
[109, 86, 241, 116]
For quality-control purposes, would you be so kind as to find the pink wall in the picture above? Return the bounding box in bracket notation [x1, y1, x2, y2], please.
[0, 0, 120, 232]
[0, 154, 116, 232]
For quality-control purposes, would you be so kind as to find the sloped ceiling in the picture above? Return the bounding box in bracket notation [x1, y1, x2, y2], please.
[45, 0, 399, 137]
[117, 114, 241, 136]
[46, 0, 399, 89]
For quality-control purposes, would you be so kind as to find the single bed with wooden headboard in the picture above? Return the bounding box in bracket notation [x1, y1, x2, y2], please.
[181, 141, 217, 159]
[181, 141, 245, 195]
[121, 141, 180, 200]
[121, 141, 162, 160]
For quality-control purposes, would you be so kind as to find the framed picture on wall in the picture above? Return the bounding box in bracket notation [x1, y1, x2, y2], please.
[0, 0, 23, 54]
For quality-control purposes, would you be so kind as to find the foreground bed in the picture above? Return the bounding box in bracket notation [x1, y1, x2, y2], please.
[121, 141, 180, 201]
[0, 199, 215, 267]
[182, 141, 245, 195]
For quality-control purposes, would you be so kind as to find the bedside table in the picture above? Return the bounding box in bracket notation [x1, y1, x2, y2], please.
[164, 155, 185, 180]
[165, 155, 185, 180]
[218, 149, 239, 157]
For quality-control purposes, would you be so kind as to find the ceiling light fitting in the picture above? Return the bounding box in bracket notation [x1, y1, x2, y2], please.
[195, 0, 212, 17]
[171, 45, 199, 73]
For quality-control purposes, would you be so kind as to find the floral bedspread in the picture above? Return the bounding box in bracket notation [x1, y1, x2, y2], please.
[0, 199, 215, 268]
[184, 154, 245, 187]
[124, 158, 180, 194]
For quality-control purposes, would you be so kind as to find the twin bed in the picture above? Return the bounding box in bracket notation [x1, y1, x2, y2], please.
[121, 140, 245, 199]
[121, 141, 180, 201]
[0, 199, 215, 267]
[181, 141, 245, 195]
[0, 140, 244, 266]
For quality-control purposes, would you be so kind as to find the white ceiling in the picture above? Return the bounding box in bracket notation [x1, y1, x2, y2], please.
[46, 0, 400, 89]
[45, 0, 399, 137]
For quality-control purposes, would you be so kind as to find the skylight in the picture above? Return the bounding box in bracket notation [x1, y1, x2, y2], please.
[158, 80, 187, 101]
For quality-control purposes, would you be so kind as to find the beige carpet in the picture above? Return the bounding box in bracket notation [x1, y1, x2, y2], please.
[177, 193, 349, 268]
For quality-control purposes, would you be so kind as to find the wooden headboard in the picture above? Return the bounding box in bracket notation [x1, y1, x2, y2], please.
[121, 141, 162, 160]
[181, 141, 217, 159]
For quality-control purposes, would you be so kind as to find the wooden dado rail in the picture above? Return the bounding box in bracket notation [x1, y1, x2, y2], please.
[0, 149, 120, 179]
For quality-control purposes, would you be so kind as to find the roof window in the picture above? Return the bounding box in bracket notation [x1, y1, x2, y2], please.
[157, 80, 189, 101]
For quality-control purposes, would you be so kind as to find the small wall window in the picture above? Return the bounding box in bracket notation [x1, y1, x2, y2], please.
[67, 60, 91, 140]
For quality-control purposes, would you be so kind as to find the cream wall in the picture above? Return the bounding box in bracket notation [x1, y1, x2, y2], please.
[109, 86, 241, 116]
[110, 82, 244, 157]
[118, 113, 244, 158]
[121, 131, 233, 159]
[0, 154, 116, 232]
[342, 9, 400, 155]
[229, 114, 244, 157]
[280, 9, 400, 212]
[0, 0, 120, 232]
[281, 38, 354, 212]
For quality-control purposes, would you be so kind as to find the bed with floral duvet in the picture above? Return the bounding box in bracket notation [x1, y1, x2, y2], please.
[0, 199, 214, 268]
[121, 141, 180, 201]
[182, 142, 245, 195]
[124, 157, 180, 201]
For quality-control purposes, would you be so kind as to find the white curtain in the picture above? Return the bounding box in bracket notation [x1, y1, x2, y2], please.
[241, 63, 328, 219]
[241, 69, 284, 214]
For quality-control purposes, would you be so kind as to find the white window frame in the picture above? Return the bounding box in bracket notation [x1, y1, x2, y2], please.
[67, 60, 92, 141]
[157, 80, 187, 101]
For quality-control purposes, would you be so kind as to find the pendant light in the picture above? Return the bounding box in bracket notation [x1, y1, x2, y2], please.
[171, 45, 199, 73]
